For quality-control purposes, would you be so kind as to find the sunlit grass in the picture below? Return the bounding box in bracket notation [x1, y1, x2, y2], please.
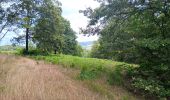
[32, 54, 138, 100]
[32, 54, 134, 85]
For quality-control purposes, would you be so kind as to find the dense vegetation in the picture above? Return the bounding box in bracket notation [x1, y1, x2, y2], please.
[0, 0, 81, 56]
[33, 54, 125, 79]
[33, 54, 142, 100]
[81, 0, 170, 99]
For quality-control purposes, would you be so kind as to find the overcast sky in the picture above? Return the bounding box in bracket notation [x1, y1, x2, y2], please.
[0, 0, 99, 45]
[61, 0, 99, 42]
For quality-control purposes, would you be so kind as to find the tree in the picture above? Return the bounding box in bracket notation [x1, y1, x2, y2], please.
[0, 0, 16, 40]
[61, 19, 81, 56]
[90, 41, 100, 58]
[90, 20, 138, 62]
[34, 10, 81, 55]
[33, 1, 64, 54]
[81, 0, 139, 62]
[10, 0, 55, 53]
[33, 1, 81, 56]
[81, 0, 170, 98]
[127, 1, 170, 98]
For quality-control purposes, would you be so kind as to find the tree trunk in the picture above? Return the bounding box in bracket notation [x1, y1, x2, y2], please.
[54, 49, 57, 54]
[26, 28, 29, 54]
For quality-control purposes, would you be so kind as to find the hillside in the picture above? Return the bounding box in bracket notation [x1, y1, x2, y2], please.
[79, 41, 95, 50]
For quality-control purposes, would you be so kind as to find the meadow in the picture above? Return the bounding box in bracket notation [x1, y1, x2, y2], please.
[30, 54, 140, 99]
[32, 54, 133, 81]
[0, 50, 142, 99]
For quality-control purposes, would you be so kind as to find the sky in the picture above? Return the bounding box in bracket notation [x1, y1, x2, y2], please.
[61, 0, 99, 42]
[0, 0, 99, 46]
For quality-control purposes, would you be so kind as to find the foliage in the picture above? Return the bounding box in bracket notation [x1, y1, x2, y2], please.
[33, 1, 63, 53]
[32, 54, 132, 83]
[60, 20, 82, 56]
[90, 41, 100, 58]
[3, 0, 81, 56]
[81, 0, 170, 98]
[0, 0, 17, 40]
[33, 2, 81, 56]
[132, 78, 170, 98]
[90, 22, 139, 63]
[9, 0, 46, 52]
[74, 44, 83, 56]
[81, 49, 91, 58]
[6, 0, 63, 53]
[17, 49, 48, 56]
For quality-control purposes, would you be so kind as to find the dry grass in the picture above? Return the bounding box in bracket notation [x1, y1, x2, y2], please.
[60, 67, 141, 100]
[0, 55, 107, 100]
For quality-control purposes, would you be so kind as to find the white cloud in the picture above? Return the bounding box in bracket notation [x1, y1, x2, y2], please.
[60, 0, 99, 10]
[76, 34, 99, 42]
[60, 0, 99, 42]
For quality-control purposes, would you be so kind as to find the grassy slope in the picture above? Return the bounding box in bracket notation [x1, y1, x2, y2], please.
[0, 50, 142, 99]
[32, 54, 141, 100]
[0, 55, 111, 100]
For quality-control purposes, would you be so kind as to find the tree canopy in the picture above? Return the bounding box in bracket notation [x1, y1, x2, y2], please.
[82, 0, 170, 98]
[0, 0, 82, 56]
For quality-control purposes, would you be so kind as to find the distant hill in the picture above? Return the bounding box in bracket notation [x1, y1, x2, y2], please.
[79, 41, 95, 50]
[0, 42, 95, 51]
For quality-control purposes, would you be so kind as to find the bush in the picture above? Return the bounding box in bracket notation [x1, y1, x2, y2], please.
[127, 64, 170, 99]
[80, 65, 104, 80]
[17, 49, 48, 56]
[108, 64, 134, 86]
[132, 78, 170, 98]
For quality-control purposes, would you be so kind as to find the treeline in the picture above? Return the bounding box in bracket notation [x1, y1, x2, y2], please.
[0, 0, 82, 56]
[0, 45, 24, 51]
[81, 0, 170, 99]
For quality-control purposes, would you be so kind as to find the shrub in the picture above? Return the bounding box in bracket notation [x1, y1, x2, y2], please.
[80, 65, 104, 80]
[17, 49, 48, 56]
[108, 63, 134, 86]
[131, 77, 170, 98]
[127, 64, 170, 99]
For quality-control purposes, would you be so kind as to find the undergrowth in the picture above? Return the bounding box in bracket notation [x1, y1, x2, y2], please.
[31, 54, 137, 100]
[32, 54, 134, 86]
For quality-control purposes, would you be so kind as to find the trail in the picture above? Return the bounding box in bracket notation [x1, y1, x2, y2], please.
[0, 55, 106, 100]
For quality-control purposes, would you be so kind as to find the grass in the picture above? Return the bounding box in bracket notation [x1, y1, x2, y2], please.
[32, 54, 133, 82]
[0, 55, 109, 100]
[0, 55, 18, 94]
[0, 51, 17, 55]
[0, 51, 140, 99]
[31, 54, 139, 100]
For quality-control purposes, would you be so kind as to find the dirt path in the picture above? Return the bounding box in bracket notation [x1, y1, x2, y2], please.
[0, 55, 107, 100]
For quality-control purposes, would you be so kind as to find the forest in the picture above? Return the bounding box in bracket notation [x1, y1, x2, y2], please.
[0, 0, 170, 100]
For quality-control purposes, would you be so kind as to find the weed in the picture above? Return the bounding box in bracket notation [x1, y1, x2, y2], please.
[0, 86, 5, 92]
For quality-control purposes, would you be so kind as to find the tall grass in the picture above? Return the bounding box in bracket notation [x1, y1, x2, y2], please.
[0, 52, 140, 99]
[31, 54, 138, 99]
[32, 54, 134, 85]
